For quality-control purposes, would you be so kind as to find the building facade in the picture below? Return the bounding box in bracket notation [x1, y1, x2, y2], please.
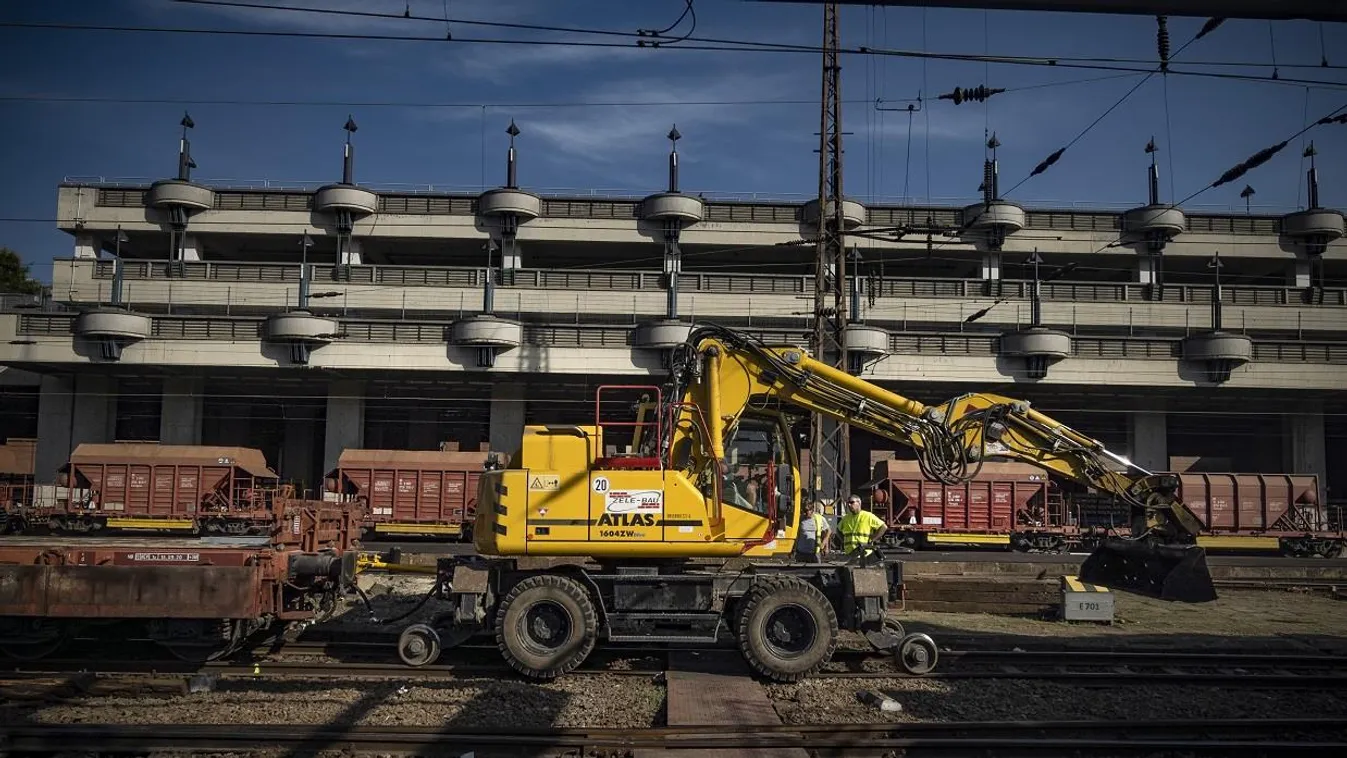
[2, 139, 1345, 504]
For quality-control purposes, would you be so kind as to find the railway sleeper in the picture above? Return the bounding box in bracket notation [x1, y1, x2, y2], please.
[391, 554, 937, 681]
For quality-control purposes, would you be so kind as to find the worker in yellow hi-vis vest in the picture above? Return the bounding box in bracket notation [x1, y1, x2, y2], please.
[837, 494, 887, 554]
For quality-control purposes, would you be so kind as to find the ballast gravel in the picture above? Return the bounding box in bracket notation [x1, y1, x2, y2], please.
[7, 673, 666, 730]
[767, 677, 1347, 724]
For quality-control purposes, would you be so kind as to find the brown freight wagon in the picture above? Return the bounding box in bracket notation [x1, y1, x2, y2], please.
[865, 459, 1070, 551]
[0, 438, 36, 533]
[1170, 472, 1339, 557]
[326, 449, 488, 539]
[0, 497, 359, 662]
[51, 443, 289, 535]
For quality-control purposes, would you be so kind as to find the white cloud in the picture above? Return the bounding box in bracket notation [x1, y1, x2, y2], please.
[519, 70, 802, 167]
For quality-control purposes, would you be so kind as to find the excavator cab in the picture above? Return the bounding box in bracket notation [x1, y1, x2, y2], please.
[1080, 538, 1217, 603]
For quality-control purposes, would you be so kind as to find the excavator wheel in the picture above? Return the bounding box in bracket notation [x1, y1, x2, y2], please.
[494, 574, 598, 679]
[736, 575, 839, 683]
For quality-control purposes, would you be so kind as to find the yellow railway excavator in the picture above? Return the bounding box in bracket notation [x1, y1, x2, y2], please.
[369, 324, 1216, 681]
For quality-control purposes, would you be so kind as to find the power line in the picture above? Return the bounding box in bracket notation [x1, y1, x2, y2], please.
[169, 0, 1347, 71]
[3, 21, 1344, 91]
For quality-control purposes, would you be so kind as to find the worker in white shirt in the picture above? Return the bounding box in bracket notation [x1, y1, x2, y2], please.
[793, 500, 832, 563]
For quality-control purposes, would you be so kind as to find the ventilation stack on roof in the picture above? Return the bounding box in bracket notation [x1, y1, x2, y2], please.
[74, 309, 152, 362]
[997, 250, 1071, 379]
[1123, 138, 1186, 254]
[459, 120, 531, 369]
[77, 227, 149, 361]
[636, 126, 704, 364]
[477, 120, 540, 275]
[146, 113, 214, 269]
[263, 309, 340, 366]
[1181, 250, 1251, 383]
[315, 116, 379, 267]
[1281, 142, 1344, 256]
[961, 134, 1025, 251]
[451, 315, 523, 370]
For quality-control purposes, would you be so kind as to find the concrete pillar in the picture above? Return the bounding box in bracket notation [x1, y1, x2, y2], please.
[1136, 255, 1161, 285]
[160, 377, 204, 445]
[282, 405, 320, 494]
[1127, 411, 1168, 472]
[35, 374, 116, 483]
[489, 382, 526, 456]
[1285, 412, 1327, 505]
[73, 233, 99, 260]
[980, 252, 1001, 280]
[341, 238, 363, 266]
[323, 380, 365, 476]
[34, 376, 74, 483]
[1288, 256, 1312, 288]
[181, 235, 202, 262]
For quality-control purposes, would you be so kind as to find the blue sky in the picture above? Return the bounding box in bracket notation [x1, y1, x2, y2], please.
[2, 0, 1345, 278]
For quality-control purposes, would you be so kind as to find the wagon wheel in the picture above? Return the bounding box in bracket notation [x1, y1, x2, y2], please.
[158, 621, 243, 663]
[1, 621, 68, 661]
[3, 636, 67, 661]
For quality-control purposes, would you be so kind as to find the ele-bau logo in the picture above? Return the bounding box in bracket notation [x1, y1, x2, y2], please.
[600, 489, 663, 527]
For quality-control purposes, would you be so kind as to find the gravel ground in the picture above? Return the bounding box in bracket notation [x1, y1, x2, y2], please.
[768, 677, 1347, 724]
[893, 588, 1347, 652]
[6, 673, 665, 729]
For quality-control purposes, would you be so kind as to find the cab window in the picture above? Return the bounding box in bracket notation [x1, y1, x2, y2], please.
[722, 417, 793, 521]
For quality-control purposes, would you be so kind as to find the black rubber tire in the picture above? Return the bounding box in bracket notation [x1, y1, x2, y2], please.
[736, 575, 838, 682]
[494, 574, 598, 679]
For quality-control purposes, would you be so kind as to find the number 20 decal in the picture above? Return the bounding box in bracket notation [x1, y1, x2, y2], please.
[592, 477, 610, 493]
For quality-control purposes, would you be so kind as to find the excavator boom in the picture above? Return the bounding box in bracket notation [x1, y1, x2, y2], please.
[663, 324, 1216, 602]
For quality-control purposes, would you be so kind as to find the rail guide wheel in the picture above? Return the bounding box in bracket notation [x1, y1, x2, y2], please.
[494, 574, 598, 679]
[736, 575, 839, 682]
[896, 632, 939, 675]
[398, 623, 442, 667]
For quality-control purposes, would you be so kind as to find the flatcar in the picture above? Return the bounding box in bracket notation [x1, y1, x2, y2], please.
[865, 459, 1340, 557]
[0, 496, 360, 662]
[325, 448, 487, 540]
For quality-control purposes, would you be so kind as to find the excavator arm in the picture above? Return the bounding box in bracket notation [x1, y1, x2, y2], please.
[662, 324, 1216, 602]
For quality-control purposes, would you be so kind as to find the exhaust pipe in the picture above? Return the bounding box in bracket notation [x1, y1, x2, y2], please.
[1079, 537, 1218, 603]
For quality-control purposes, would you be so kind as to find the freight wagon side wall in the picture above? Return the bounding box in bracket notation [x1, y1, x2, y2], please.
[342, 467, 481, 525]
[75, 462, 233, 518]
[878, 477, 1043, 532]
[1178, 473, 1322, 533]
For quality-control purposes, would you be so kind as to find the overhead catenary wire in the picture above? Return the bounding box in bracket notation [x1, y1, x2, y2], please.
[3, 22, 1344, 91]
[1002, 15, 1212, 198]
[160, 0, 1347, 71]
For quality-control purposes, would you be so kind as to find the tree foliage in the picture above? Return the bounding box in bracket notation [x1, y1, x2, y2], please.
[0, 248, 44, 296]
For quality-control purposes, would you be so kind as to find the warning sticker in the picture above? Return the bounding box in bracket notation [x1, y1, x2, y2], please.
[604, 489, 663, 515]
[530, 474, 560, 491]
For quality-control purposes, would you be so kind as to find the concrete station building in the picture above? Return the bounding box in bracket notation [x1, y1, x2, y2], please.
[2, 123, 1345, 504]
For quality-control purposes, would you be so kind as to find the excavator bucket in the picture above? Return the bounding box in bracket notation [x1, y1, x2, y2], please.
[1079, 537, 1218, 603]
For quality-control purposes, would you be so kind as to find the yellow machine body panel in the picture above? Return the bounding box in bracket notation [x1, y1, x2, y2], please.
[474, 421, 799, 559]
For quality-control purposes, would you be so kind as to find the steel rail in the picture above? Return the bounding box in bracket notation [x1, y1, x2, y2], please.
[2, 720, 1344, 753]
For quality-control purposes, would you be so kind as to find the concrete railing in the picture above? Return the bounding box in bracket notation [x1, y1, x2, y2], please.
[79, 259, 1347, 309]
[16, 312, 1347, 364]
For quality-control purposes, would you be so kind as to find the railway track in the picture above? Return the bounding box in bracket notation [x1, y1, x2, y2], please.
[8, 646, 1347, 688]
[1, 718, 1343, 755]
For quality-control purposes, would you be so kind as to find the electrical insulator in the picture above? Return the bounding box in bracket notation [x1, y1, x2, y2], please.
[1156, 15, 1171, 72]
[938, 85, 1005, 105]
[1318, 114, 1347, 126]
